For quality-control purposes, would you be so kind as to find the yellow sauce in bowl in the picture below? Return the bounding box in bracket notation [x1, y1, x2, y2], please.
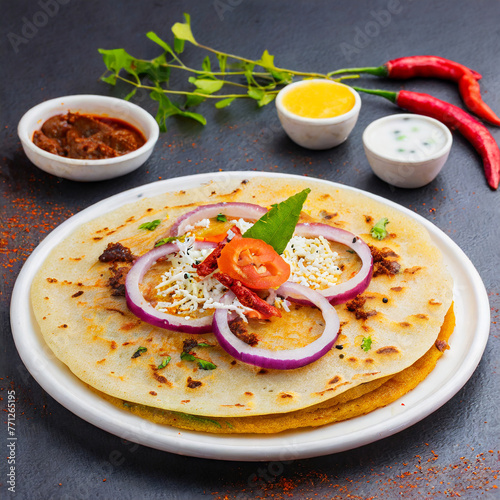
[281, 80, 355, 119]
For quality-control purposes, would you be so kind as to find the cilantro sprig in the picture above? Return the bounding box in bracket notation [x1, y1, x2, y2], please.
[361, 336, 372, 352]
[98, 14, 357, 132]
[132, 346, 147, 358]
[370, 218, 390, 240]
[181, 352, 217, 370]
[157, 356, 171, 369]
[243, 188, 310, 254]
[139, 219, 161, 231]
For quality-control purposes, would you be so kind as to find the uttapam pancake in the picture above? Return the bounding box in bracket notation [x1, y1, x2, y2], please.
[31, 176, 453, 422]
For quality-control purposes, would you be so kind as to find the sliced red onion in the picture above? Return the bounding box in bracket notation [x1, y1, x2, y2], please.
[125, 241, 216, 334]
[212, 282, 340, 370]
[169, 202, 268, 237]
[290, 223, 374, 306]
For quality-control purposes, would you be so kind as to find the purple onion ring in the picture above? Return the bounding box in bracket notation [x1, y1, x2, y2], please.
[212, 281, 340, 370]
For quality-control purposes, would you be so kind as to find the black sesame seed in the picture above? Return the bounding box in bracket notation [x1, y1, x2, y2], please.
[184, 273, 190, 279]
[335, 345, 344, 350]
[352, 237, 357, 243]
[383, 297, 389, 303]
[339, 354, 345, 359]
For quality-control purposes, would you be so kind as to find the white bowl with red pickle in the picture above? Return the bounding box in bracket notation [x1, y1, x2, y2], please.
[363, 113, 453, 188]
[18, 95, 159, 182]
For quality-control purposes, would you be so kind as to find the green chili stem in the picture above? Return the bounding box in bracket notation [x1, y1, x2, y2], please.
[352, 86, 398, 103]
[328, 66, 388, 77]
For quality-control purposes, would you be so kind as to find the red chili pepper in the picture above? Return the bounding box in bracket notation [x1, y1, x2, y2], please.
[459, 72, 500, 126]
[353, 87, 500, 190]
[194, 226, 241, 277]
[331, 55, 482, 81]
[214, 272, 281, 319]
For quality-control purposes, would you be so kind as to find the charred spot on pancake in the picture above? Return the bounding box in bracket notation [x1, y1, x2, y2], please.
[404, 266, 422, 275]
[399, 322, 412, 327]
[106, 307, 126, 316]
[97, 358, 106, 364]
[361, 325, 373, 332]
[429, 299, 442, 305]
[99, 242, 136, 263]
[348, 357, 358, 363]
[376, 346, 400, 355]
[58, 324, 68, 329]
[364, 215, 373, 224]
[93, 237, 103, 241]
[346, 295, 378, 320]
[391, 286, 404, 292]
[47, 278, 58, 283]
[320, 210, 338, 220]
[110, 341, 117, 349]
[230, 360, 237, 366]
[71, 291, 84, 298]
[241, 179, 249, 184]
[364, 358, 374, 364]
[279, 393, 293, 399]
[107, 264, 132, 297]
[149, 391, 157, 396]
[328, 376, 341, 385]
[244, 392, 253, 396]
[363, 371, 380, 376]
[257, 369, 268, 375]
[122, 341, 131, 346]
[229, 318, 259, 346]
[414, 314, 429, 320]
[119, 321, 141, 331]
[153, 372, 170, 385]
[369, 245, 401, 277]
[187, 377, 202, 389]
[435, 340, 449, 352]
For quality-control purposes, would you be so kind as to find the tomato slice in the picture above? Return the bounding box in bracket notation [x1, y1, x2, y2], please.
[217, 237, 290, 290]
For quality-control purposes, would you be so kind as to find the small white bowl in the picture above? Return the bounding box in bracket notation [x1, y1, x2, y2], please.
[275, 79, 361, 150]
[18, 95, 159, 182]
[363, 113, 453, 189]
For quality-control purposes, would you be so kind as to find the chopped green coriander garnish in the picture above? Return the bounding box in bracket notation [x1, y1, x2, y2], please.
[361, 336, 372, 352]
[157, 356, 171, 369]
[181, 351, 217, 370]
[132, 346, 147, 358]
[370, 218, 390, 240]
[216, 213, 227, 222]
[196, 359, 217, 370]
[139, 219, 161, 231]
[155, 236, 178, 247]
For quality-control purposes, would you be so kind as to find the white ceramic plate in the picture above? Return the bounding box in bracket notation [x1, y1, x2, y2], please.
[10, 171, 490, 462]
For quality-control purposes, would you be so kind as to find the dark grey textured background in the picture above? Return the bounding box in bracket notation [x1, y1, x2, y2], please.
[1, 1, 499, 498]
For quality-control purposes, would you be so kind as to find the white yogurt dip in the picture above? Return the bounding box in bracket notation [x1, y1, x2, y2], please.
[362, 114, 453, 188]
[364, 115, 449, 162]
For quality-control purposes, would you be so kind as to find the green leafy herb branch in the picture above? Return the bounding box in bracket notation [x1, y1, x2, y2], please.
[99, 13, 357, 132]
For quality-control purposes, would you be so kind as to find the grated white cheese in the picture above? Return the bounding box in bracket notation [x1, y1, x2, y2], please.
[154, 220, 342, 319]
[154, 237, 254, 321]
[283, 234, 341, 290]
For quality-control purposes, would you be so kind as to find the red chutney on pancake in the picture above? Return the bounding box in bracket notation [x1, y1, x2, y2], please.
[32, 112, 146, 159]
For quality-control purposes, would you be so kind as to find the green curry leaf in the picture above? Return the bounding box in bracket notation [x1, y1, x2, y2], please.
[243, 188, 311, 254]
